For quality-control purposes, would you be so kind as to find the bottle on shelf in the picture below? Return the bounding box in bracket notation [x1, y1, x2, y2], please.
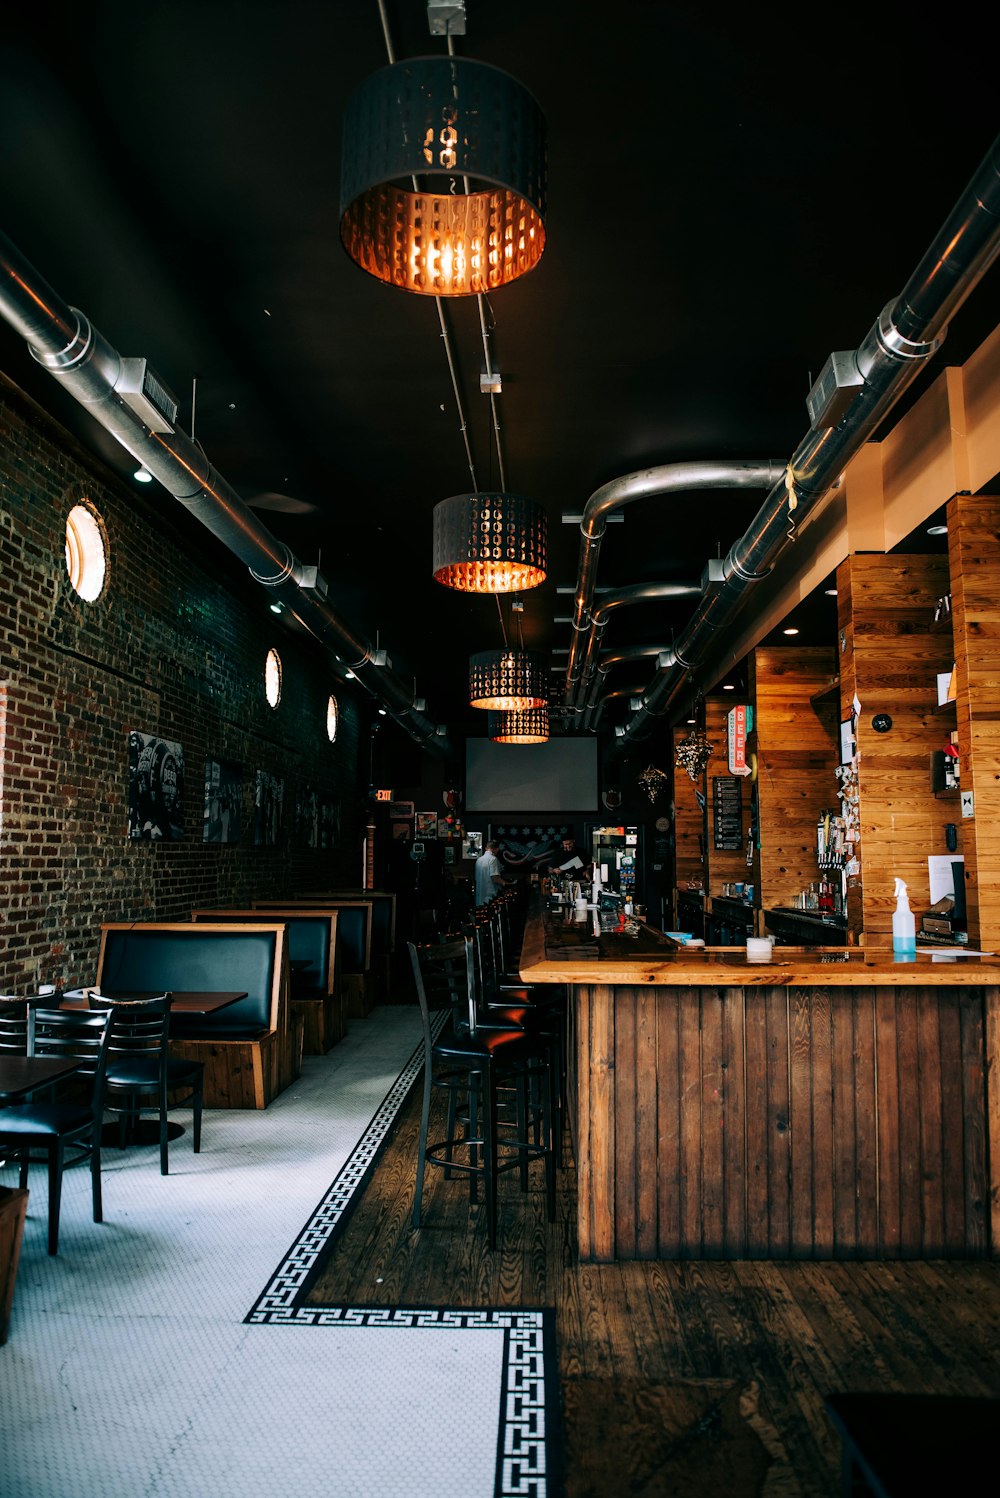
[892, 878, 916, 957]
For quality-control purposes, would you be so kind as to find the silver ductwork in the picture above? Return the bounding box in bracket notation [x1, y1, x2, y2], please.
[0, 229, 453, 757]
[563, 459, 786, 710]
[610, 129, 1000, 755]
[571, 582, 693, 728]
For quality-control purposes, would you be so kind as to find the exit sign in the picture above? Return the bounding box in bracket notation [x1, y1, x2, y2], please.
[374, 788, 393, 802]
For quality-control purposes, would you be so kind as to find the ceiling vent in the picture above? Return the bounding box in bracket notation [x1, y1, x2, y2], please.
[806, 351, 864, 430]
[116, 358, 179, 433]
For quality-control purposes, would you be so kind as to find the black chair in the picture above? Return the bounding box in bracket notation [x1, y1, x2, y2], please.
[88, 994, 204, 1175]
[467, 910, 567, 1160]
[0, 999, 29, 1055]
[0, 1005, 112, 1255]
[408, 936, 556, 1249]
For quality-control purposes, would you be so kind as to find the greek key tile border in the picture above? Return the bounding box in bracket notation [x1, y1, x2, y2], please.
[244, 1014, 559, 1498]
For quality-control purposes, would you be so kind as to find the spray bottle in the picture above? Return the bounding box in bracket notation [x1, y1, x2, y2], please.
[892, 877, 916, 957]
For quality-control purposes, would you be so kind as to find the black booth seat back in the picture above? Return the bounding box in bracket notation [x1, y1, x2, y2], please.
[192, 910, 333, 997]
[256, 904, 367, 975]
[98, 926, 280, 1036]
[367, 899, 391, 953]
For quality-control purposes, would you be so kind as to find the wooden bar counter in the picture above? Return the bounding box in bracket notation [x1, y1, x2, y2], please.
[519, 898, 999, 1263]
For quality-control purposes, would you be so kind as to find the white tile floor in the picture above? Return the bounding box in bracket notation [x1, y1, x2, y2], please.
[0, 1008, 554, 1498]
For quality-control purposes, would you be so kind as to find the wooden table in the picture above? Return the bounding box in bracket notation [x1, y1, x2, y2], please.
[520, 894, 1000, 1263]
[0, 1055, 82, 1103]
[60, 990, 247, 1015]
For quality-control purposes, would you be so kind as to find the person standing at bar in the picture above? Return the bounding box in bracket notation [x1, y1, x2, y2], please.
[475, 837, 510, 907]
[537, 833, 593, 881]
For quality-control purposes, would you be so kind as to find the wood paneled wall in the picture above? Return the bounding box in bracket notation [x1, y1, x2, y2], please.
[836, 555, 955, 942]
[750, 647, 840, 912]
[571, 983, 992, 1262]
[947, 492, 1000, 950]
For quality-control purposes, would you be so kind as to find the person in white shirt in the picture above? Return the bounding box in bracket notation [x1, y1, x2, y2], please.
[474, 838, 509, 907]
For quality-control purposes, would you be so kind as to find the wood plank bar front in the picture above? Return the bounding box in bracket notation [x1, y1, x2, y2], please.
[520, 900, 999, 1262]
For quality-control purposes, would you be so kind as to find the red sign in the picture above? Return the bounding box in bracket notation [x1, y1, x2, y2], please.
[727, 705, 750, 776]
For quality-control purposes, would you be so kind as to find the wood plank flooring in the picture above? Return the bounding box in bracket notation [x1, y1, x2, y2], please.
[306, 1075, 1000, 1497]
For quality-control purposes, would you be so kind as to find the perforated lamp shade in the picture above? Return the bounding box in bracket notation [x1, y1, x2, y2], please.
[488, 705, 549, 743]
[339, 56, 546, 297]
[469, 649, 547, 711]
[433, 492, 546, 592]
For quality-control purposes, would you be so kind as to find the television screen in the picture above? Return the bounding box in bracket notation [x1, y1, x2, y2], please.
[465, 737, 598, 812]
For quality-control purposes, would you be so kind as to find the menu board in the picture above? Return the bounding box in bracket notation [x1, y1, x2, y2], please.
[712, 775, 743, 850]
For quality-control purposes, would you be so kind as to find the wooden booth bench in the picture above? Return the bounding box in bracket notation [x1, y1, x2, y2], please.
[96, 922, 300, 1109]
[252, 898, 377, 1018]
[192, 908, 344, 1055]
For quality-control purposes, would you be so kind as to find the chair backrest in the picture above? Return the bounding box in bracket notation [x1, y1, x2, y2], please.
[407, 937, 477, 1043]
[88, 994, 172, 1076]
[0, 999, 29, 1055]
[28, 1005, 113, 1112]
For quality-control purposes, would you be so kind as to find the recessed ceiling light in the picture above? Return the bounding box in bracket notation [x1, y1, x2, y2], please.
[134, 466, 152, 483]
[926, 524, 948, 536]
[269, 602, 283, 614]
[783, 626, 800, 636]
[345, 670, 356, 680]
[722, 683, 735, 690]
[824, 588, 837, 596]
[377, 708, 386, 716]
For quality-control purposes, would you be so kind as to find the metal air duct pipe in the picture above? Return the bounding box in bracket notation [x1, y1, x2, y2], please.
[571, 583, 697, 729]
[563, 459, 786, 708]
[612, 129, 1000, 754]
[0, 229, 453, 757]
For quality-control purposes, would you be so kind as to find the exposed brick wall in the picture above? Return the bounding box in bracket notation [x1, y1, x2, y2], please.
[0, 378, 368, 992]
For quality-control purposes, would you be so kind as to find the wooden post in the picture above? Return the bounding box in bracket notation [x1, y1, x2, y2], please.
[0, 1186, 29, 1346]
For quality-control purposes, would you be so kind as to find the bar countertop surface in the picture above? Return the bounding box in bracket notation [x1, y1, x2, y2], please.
[519, 898, 1000, 986]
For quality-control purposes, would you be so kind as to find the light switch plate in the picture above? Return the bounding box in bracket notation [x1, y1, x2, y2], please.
[961, 790, 975, 817]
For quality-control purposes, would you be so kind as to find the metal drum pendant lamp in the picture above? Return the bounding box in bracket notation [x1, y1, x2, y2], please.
[339, 56, 546, 297]
[469, 649, 547, 711]
[433, 491, 546, 592]
[488, 704, 549, 743]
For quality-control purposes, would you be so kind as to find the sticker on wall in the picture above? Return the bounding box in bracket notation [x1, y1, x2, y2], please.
[254, 770, 284, 846]
[128, 731, 184, 842]
[203, 757, 243, 844]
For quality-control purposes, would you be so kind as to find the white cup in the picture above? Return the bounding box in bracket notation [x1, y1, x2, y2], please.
[746, 937, 774, 962]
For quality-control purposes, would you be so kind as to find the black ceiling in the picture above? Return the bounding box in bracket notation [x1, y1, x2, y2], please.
[2, 2, 998, 748]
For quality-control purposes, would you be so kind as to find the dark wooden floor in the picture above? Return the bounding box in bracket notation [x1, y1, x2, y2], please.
[307, 1075, 1000, 1497]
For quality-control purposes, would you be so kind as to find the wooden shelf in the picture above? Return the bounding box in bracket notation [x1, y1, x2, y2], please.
[809, 678, 840, 708]
[932, 699, 957, 716]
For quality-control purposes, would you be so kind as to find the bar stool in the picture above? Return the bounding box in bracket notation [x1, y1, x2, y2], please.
[408, 937, 556, 1249]
[466, 916, 566, 1165]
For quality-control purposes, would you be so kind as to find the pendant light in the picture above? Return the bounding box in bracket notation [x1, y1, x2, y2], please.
[339, 56, 546, 297]
[469, 648, 546, 711]
[432, 492, 546, 592]
[488, 704, 549, 743]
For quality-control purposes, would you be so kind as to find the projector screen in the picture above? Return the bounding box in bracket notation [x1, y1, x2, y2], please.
[465, 737, 598, 812]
